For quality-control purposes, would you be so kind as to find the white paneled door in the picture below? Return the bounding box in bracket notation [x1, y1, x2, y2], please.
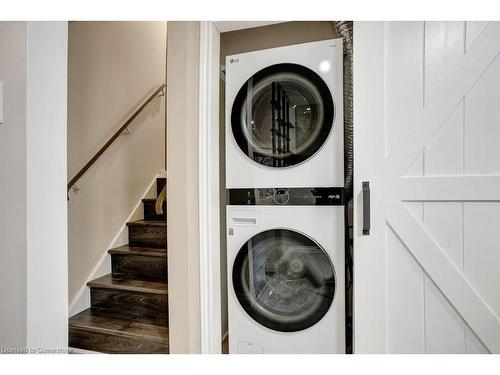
[353, 21, 500, 354]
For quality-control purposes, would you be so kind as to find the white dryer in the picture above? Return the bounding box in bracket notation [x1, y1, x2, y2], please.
[225, 39, 343, 188]
[226, 188, 345, 354]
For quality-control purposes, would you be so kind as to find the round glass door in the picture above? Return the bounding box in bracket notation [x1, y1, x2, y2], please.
[232, 229, 336, 332]
[231, 63, 334, 168]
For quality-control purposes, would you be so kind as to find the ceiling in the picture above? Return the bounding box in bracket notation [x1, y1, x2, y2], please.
[212, 21, 286, 33]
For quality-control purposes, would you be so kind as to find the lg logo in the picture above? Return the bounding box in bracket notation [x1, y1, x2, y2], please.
[230, 58, 239, 64]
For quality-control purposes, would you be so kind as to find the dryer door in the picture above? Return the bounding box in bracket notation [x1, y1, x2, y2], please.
[231, 63, 335, 168]
[232, 228, 336, 332]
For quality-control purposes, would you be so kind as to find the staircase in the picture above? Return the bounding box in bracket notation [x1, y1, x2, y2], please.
[69, 178, 168, 354]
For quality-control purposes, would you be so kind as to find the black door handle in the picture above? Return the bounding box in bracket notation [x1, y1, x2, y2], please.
[362, 181, 370, 235]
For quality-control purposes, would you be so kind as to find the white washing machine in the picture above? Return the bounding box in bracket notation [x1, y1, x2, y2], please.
[225, 39, 344, 188]
[226, 188, 345, 354]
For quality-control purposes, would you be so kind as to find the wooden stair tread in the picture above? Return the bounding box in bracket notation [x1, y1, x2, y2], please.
[69, 308, 168, 343]
[88, 274, 167, 295]
[70, 180, 169, 354]
[108, 245, 167, 258]
[126, 220, 166, 228]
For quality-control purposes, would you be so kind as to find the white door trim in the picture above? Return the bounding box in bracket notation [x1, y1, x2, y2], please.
[385, 199, 500, 352]
[386, 22, 500, 178]
[399, 175, 500, 201]
[353, 21, 387, 353]
[198, 20, 222, 354]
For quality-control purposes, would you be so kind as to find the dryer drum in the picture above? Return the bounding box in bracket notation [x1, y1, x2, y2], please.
[232, 229, 336, 332]
[231, 63, 335, 168]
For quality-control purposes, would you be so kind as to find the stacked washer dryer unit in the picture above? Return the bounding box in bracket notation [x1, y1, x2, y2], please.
[225, 39, 345, 354]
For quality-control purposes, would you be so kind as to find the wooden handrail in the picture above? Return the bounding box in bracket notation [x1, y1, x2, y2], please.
[67, 84, 167, 195]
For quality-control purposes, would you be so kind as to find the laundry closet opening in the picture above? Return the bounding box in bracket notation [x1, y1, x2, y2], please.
[219, 21, 353, 354]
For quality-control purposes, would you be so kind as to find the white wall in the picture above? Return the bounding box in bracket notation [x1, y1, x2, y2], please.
[166, 21, 201, 354]
[0, 21, 68, 351]
[26, 22, 68, 350]
[67, 22, 167, 305]
[0, 21, 28, 350]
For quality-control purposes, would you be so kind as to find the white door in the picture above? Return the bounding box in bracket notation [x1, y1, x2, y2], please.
[353, 21, 500, 354]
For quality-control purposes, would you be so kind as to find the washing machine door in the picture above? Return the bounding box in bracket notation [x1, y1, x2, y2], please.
[231, 63, 335, 168]
[232, 229, 336, 332]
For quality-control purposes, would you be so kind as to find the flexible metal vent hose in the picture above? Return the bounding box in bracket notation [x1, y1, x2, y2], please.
[334, 21, 353, 200]
[335, 22, 354, 311]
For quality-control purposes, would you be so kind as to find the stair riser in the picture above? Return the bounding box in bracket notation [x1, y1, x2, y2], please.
[143, 200, 167, 221]
[112, 254, 167, 281]
[69, 327, 168, 354]
[91, 288, 168, 321]
[157, 178, 166, 197]
[128, 225, 166, 248]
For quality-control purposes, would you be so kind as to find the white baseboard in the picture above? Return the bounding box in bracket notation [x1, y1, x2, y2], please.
[69, 173, 163, 316]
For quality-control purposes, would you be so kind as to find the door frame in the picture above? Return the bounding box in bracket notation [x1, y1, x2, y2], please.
[198, 21, 222, 354]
